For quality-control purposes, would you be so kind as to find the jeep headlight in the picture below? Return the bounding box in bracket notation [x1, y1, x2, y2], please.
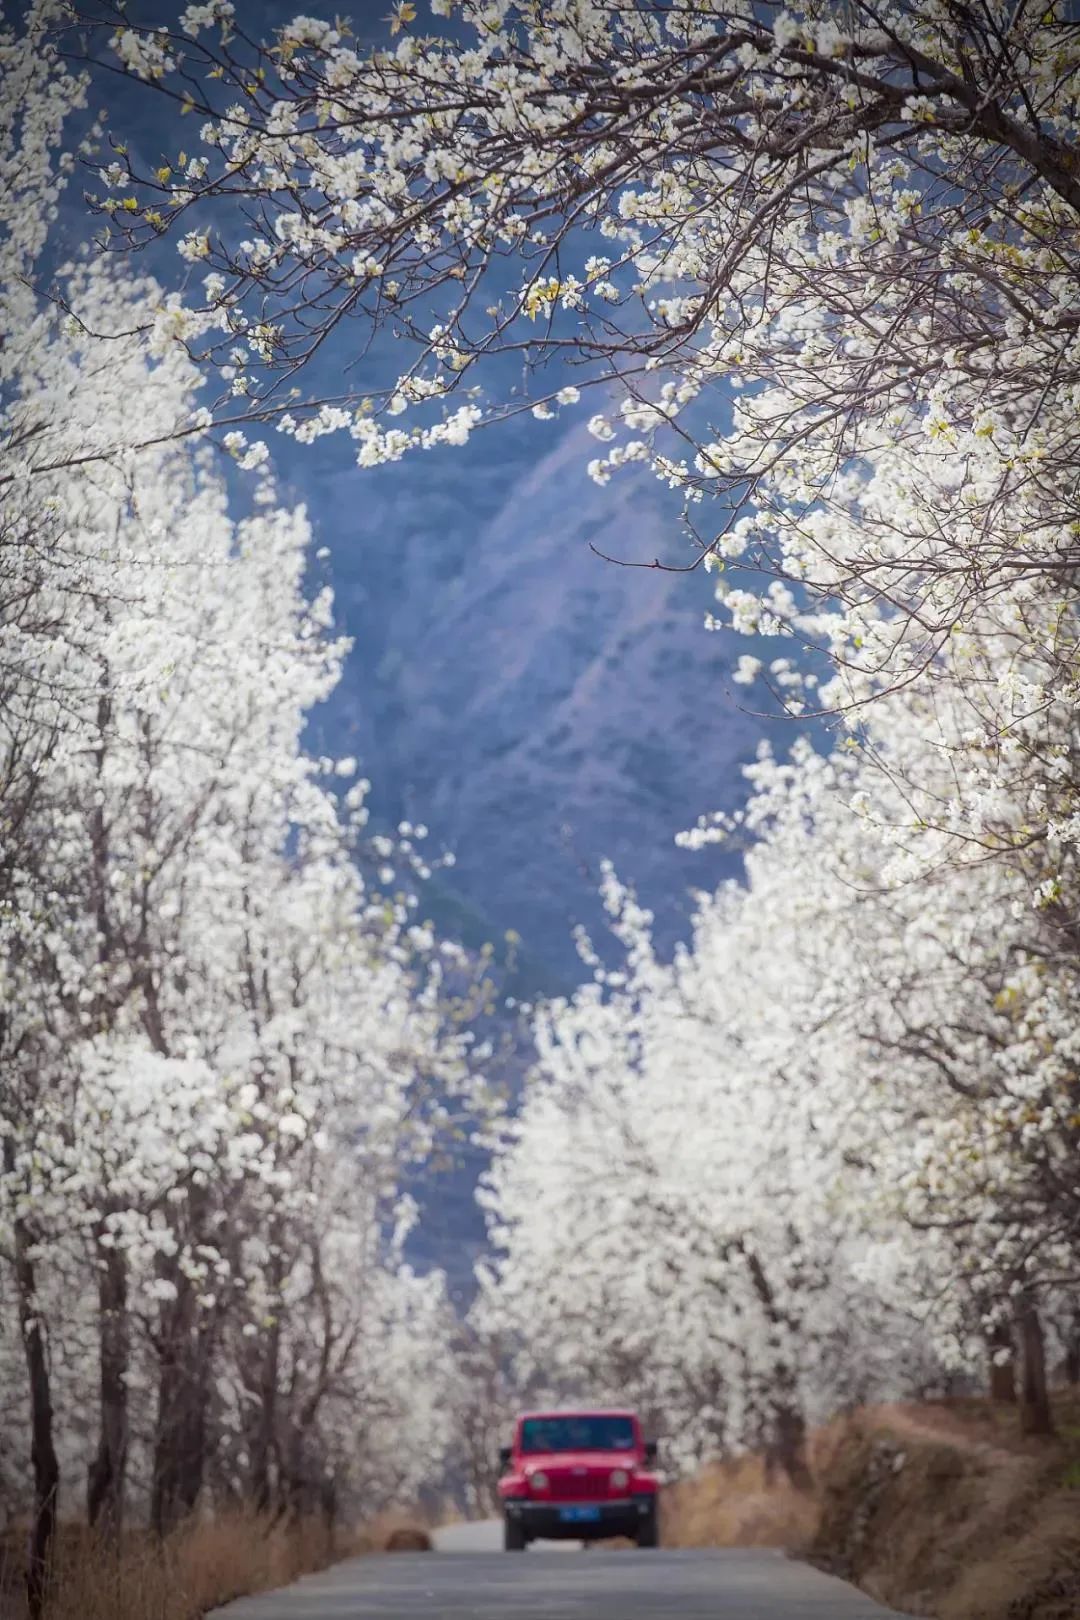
[529, 1470, 549, 1491]
[610, 1468, 630, 1490]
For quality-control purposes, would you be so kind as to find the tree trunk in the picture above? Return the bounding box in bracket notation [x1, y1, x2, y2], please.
[151, 1338, 182, 1539]
[151, 1322, 211, 1536]
[9, 1146, 60, 1620]
[1060, 1307, 1080, 1387]
[150, 1173, 220, 1538]
[152, 1368, 209, 1535]
[988, 1322, 1016, 1403]
[87, 1238, 130, 1537]
[740, 1245, 812, 1492]
[989, 1356, 1017, 1403]
[320, 1474, 337, 1539]
[1017, 1297, 1055, 1438]
[248, 1247, 283, 1512]
[280, 1430, 305, 1523]
[1065, 1332, 1080, 1387]
[151, 1268, 214, 1537]
[769, 1401, 813, 1492]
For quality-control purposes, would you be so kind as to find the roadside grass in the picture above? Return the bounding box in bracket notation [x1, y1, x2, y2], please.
[662, 1451, 819, 1551]
[0, 1507, 432, 1620]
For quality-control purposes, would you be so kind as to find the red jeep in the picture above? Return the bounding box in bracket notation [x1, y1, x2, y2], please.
[497, 1408, 660, 1550]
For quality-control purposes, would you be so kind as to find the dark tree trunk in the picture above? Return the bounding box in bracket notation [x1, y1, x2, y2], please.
[990, 1356, 1017, 1403]
[8, 1136, 60, 1620]
[320, 1474, 337, 1536]
[248, 1247, 283, 1512]
[151, 1257, 215, 1536]
[84, 676, 129, 1540]
[1065, 1331, 1080, 1387]
[87, 1237, 129, 1536]
[741, 1244, 813, 1492]
[281, 1418, 315, 1523]
[151, 1317, 211, 1536]
[988, 1322, 1016, 1403]
[152, 1368, 209, 1534]
[1060, 1306, 1080, 1386]
[1017, 1297, 1055, 1438]
[768, 1401, 813, 1492]
[151, 1341, 182, 1539]
[150, 1172, 221, 1538]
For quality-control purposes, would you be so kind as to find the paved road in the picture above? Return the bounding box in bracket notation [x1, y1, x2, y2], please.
[212, 1519, 908, 1618]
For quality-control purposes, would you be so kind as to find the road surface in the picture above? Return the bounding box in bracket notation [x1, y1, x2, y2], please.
[212, 1519, 909, 1618]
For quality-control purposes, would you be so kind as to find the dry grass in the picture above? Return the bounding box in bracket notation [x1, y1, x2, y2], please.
[662, 1451, 820, 1551]
[0, 1505, 433, 1620]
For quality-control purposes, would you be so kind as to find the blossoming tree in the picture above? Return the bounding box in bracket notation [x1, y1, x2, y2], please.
[0, 11, 483, 1611]
[79, 1, 1080, 724]
[477, 584, 1080, 1465]
[4, 0, 1078, 1568]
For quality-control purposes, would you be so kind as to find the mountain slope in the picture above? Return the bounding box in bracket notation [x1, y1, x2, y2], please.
[310, 417, 767, 977]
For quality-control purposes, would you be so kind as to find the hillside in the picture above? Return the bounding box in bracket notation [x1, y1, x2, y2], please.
[308, 419, 769, 976]
[304, 421, 776, 1287]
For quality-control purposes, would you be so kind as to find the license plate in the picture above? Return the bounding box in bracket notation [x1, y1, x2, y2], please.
[558, 1506, 601, 1523]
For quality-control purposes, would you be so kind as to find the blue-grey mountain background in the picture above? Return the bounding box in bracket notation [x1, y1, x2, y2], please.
[67, 0, 798, 1295]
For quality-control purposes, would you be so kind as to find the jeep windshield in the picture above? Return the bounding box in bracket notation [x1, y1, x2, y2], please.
[519, 1415, 635, 1454]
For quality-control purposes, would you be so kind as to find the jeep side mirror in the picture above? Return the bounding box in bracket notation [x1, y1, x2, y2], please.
[644, 1440, 659, 1465]
[498, 1444, 512, 1469]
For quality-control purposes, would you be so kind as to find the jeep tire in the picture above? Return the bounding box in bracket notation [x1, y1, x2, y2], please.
[635, 1506, 659, 1548]
[503, 1514, 526, 1551]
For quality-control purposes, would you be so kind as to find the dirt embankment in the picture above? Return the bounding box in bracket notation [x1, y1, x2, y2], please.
[665, 1395, 1080, 1620]
[808, 1399, 1080, 1620]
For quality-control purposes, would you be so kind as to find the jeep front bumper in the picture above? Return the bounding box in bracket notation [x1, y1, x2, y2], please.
[503, 1494, 656, 1540]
